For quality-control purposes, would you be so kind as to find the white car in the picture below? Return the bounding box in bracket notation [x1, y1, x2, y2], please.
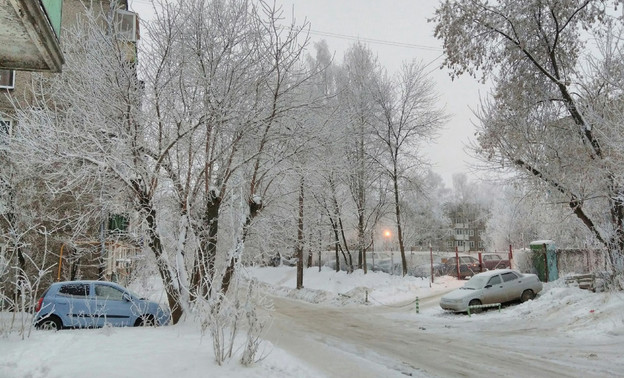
[440, 269, 542, 313]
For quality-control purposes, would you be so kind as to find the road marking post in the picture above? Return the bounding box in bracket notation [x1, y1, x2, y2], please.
[415, 297, 419, 313]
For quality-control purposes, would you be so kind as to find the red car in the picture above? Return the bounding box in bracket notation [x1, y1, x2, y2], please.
[443, 256, 481, 279]
[482, 254, 510, 270]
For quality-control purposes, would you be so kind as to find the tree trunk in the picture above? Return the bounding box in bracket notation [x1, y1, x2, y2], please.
[190, 192, 221, 301]
[138, 192, 184, 324]
[392, 170, 408, 276]
[296, 176, 305, 289]
[221, 196, 263, 295]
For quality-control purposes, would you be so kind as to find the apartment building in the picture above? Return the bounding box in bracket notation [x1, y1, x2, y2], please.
[444, 203, 488, 252]
[0, 0, 140, 283]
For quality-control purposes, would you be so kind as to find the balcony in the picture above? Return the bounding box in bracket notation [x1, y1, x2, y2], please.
[0, 0, 64, 72]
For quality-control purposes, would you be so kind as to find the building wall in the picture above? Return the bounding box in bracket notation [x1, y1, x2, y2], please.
[444, 206, 488, 253]
[0, 0, 130, 119]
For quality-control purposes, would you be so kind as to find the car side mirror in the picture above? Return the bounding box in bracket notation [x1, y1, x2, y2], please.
[484, 284, 492, 289]
[122, 293, 132, 302]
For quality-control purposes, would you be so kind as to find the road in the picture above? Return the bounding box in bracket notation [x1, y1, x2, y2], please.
[263, 292, 622, 377]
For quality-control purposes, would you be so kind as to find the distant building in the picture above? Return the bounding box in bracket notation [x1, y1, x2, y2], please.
[444, 203, 488, 253]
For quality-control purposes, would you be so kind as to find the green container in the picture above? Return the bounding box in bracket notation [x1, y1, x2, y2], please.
[108, 214, 129, 233]
[41, 0, 63, 39]
[529, 240, 558, 282]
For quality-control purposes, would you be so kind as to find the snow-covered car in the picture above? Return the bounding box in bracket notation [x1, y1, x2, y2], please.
[34, 280, 170, 330]
[440, 269, 542, 313]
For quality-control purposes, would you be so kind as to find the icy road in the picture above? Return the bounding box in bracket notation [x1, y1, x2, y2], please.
[264, 292, 623, 377]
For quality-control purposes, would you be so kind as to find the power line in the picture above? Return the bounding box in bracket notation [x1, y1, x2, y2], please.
[128, 1, 443, 53]
[305, 28, 442, 52]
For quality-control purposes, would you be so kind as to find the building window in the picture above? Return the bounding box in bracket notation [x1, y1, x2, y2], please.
[478, 241, 483, 248]
[469, 241, 475, 248]
[456, 240, 464, 247]
[0, 119, 12, 136]
[0, 70, 15, 89]
[447, 241, 453, 248]
[469, 229, 475, 236]
[114, 10, 139, 42]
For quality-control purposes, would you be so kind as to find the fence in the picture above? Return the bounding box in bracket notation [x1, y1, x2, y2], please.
[512, 247, 608, 277]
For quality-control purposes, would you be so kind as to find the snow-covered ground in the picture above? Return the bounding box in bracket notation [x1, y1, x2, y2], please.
[1, 267, 623, 377]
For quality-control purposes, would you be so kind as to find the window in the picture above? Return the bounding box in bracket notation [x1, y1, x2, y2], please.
[478, 241, 483, 248]
[456, 240, 464, 247]
[0, 119, 12, 135]
[108, 214, 129, 233]
[0, 70, 15, 89]
[114, 10, 139, 42]
[487, 275, 502, 285]
[469, 241, 475, 248]
[501, 272, 519, 282]
[447, 241, 453, 248]
[59, 284, 90, 297]
[469, 229, 475, 236]
[95, 284, 125, 301]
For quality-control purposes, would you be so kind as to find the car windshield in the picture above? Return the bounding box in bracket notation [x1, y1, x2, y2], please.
[462, 275, 488, 290]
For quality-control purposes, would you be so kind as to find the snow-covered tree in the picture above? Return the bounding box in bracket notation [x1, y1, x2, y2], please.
[371, 61, 447, 275]
[433, 0, 624, 277]
[339, 42, 388, 272]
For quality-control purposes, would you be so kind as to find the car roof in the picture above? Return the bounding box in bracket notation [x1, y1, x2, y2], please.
[474, 268, 516, 277]
[52, 280, 121, 286]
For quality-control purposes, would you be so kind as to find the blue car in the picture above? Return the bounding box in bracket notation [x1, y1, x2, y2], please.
[34, 280, 170, 330]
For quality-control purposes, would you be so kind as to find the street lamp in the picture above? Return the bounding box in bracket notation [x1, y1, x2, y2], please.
[384, 230, 393, 274]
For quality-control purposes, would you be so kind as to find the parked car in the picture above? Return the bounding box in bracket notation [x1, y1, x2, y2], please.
[482, 254, 510, 270]
[34, 280, 170, 330]
[442, 255, 481, 279]
[439, 269, 543, 313]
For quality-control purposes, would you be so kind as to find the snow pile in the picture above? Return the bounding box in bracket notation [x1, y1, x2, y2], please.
[511, 283, 624, 338]
[244, 266, 463, 305]
[0, 323, 321, 378]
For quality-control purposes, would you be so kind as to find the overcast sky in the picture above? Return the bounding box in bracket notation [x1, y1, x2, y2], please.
[129, 0, 488, 186]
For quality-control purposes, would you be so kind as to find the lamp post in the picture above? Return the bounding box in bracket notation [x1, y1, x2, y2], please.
[429, 243, 434, 285]
[384, 230, 392, 275]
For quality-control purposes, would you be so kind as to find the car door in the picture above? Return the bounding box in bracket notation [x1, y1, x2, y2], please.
[500, 271, 523, 301]
[482, 274, 507, 304]
[94, 283, 134, 326]
[460, 256, 479, 276]
[56, 283, 94, 328]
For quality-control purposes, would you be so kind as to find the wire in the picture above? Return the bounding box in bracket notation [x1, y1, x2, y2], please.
[306, 28, 442, 52]
[127, 2, 443, 53]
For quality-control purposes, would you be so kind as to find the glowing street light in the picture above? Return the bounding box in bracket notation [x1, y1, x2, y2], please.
[384, 230, 393, 274]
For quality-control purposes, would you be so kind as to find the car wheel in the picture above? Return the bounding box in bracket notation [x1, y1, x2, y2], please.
[468, 299, 482, 314]
[521, 289, 535, 302]
[136, 315, 155, 327]
[36, 315, 62, 331]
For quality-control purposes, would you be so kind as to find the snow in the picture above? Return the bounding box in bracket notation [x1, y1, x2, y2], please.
[1, 267, 623, 377]
[244, 266, 464, 305]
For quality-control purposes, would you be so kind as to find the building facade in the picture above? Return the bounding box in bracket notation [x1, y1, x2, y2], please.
[0, 0, 140, 284]
[444, 203, 488, 253]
